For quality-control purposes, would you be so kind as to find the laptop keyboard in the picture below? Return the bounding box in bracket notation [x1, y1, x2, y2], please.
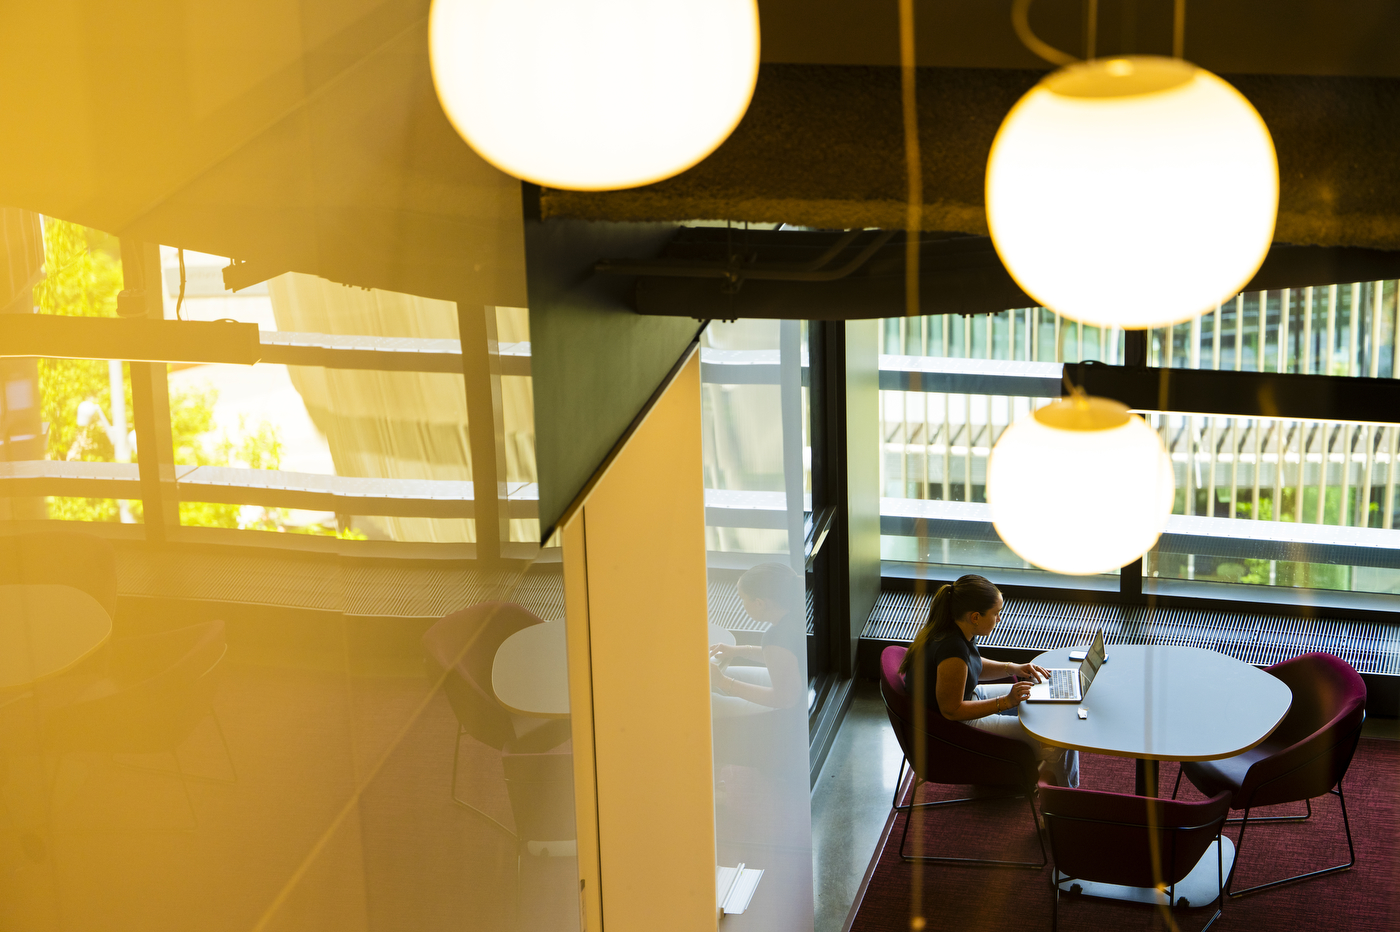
[1049, 668, 1076, 699]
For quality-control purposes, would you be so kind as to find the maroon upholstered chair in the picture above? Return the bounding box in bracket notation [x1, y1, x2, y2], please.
[422, 602, 569, 834]
[1173, 651, 1366, 898]
[1040, 785, 1232, 932]
[879, 644, 1045, 868]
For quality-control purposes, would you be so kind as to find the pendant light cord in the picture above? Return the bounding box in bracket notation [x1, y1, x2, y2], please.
[1173, 0, 1187, 59]
[898, 0, 921, 319]
[1013, 0, 1188, 66]
[1012, 0, 1077, 66]
[175, 247, 186, 321]
[1086, 0, 1098, 61]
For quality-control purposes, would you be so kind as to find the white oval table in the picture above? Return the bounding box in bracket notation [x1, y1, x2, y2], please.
[492, 620, 571, 718]
[1020, 644, 1292, 909]
[1020, 644, 1292, 796]
[492, 621, 737, 717]
[0, 584, 113, 689]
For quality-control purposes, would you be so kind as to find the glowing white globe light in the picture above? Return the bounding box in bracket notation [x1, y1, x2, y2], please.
[428, 0, 760, 191]
[988, 395, 1175, 575]
[986, 56, 1278, 329]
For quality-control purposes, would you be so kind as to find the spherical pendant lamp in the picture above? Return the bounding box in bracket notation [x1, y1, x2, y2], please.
[988, 394, 1175, 575]
[428, 0, 760, 191]
[985, 56, 1277, 329]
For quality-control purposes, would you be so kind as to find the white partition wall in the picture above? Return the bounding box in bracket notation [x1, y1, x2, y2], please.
[563, 351, 718, 932]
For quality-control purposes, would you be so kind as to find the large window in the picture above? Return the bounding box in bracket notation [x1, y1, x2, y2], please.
[880, 286, 1400, 603]
[2, 217, 539, 554]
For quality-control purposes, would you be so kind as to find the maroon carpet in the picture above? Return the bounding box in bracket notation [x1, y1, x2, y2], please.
[850, 738, 1400, 932]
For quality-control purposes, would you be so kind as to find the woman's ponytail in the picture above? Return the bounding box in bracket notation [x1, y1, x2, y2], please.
[898, 574, 1000, 675]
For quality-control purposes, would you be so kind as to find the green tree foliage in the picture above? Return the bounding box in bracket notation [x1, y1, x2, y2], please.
[35, 220, 129, 521]
[32, 218, 348, 536]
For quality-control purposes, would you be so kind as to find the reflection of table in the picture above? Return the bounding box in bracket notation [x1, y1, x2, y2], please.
[492, 621, 570, 718]
[0, 585, 113, 689]
[491, 621, 738, 718]
[1020, 645, 1292, 907]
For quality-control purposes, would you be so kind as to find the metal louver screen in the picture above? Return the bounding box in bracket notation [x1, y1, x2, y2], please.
[861, 592, 1400, 676]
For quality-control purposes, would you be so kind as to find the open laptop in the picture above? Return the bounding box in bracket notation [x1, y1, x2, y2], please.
[1026, 628, 1107, 703]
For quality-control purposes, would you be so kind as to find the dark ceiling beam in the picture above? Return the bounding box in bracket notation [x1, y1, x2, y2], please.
[543, 64, 1400, 255]
[618, 228, 1400, 321]
[1074, 361, 1400, 424]
[757, 0, 1400, 77]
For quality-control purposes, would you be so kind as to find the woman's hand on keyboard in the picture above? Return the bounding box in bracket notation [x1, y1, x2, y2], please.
[1005, 680, 1033, 707]
[1015, 662, 1050, 684]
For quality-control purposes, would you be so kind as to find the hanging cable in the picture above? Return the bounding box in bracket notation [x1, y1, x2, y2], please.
[898, 0, 921, 319]
[175, 247, 186, 321]
[1011, 0, 1078, 66]
[1086, 0, 1099, 61]
[1173, 0, 1187, 59]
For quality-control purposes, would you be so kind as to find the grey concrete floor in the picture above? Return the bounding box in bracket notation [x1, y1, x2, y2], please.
[810, 680, 905, 932]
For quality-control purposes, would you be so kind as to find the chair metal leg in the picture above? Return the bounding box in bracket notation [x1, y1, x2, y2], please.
[893, 775, 1047, 869]
[172, 750, 198, 830]
[450, 726, 515, 838]
[891, 757, 908, 810]
[1225, 783, 1356, 898]
[210, 707, 238, 784]
[113, 707, 238, 785]
[1224, 797, 1310, 825]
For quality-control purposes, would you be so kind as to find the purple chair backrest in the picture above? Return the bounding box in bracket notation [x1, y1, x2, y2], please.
[423, 602, 545, 751]
[1040, 785, 1232, 889]
[1240, 652, 1367, 808]
[879, 645, 1037, 788]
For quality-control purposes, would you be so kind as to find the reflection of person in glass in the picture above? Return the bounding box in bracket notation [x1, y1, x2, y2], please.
[709, 563, 804, 710]
[707, 560, 809, 914]
[901, 573, 1079, 787]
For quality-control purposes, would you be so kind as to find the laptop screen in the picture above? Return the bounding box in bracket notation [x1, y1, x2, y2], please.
[1078, 628, 1107, 694]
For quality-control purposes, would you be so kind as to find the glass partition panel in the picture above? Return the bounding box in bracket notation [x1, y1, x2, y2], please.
[0, 550, 576, 931]
[702, 319, 814, 930]
[2, 239, 579, 932]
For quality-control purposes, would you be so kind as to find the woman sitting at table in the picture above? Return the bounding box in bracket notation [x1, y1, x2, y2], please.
[900, 573, 1079, 788]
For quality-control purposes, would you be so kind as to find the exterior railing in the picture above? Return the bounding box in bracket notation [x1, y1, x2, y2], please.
[877, 283, 1400, 594]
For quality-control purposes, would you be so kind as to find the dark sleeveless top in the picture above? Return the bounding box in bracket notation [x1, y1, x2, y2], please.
[904, 632, 981, 705]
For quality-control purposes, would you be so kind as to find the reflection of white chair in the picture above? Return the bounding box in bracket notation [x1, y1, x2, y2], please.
[421, 603, 569, 838]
